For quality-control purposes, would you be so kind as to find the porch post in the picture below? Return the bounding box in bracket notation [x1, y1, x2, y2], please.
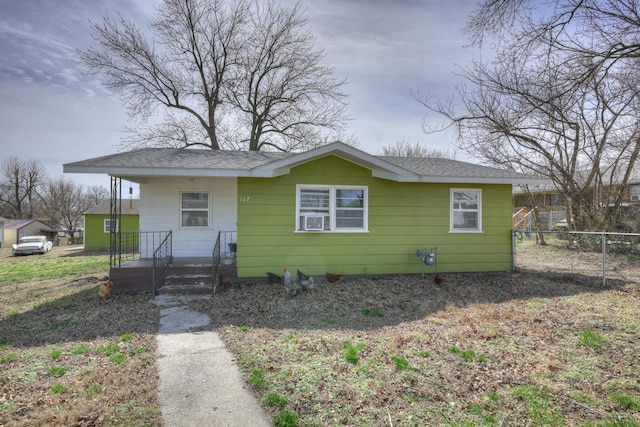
[109, 177, 122, 268]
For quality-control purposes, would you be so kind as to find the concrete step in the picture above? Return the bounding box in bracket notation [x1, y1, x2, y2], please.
[166, 265, 213, 276]
[157, 282, 214, 295]
[165, 273, 213, 286]
[160, 272, 215, 295]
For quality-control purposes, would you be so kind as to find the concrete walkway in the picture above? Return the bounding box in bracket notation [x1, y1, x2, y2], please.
[152, 295, 271, 427]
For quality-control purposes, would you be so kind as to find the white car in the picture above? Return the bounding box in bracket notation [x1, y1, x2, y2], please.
[12, 236, 53, 256]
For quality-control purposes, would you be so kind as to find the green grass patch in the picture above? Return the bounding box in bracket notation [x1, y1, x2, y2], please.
[51, 383, 66, 394]
[248, 368, 268, 387]
[48, 349, 63, 360]
[97, 342, 120, 356]
[120, 332, 134, 342]
[0, 353, 17, 364]
[449, 346, 487, 362]
[265, 392, 288, 409]
[47, 367, 67, 377]
[579, 330, 607, 349]
[511, 385, 564, 425]
[391, 356, 409, 370]
[610, 392, 640, 411]
[134, 347, 149, 356]
[110, 353, 126, 365]
[273, 410, 300, 427]
[2, 255, 110, 283]
[344, 342, 365, 364]
[72, 344, 89, 355]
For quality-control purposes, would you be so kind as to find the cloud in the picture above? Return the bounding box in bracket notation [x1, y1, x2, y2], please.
[0, 0, 478, 193]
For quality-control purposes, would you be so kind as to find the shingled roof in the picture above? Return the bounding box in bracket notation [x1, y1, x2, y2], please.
[84, 199, 140, 215]
[64, 142, 548, 185]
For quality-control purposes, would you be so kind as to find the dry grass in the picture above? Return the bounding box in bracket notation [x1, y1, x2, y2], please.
[0, 247, 160, 426]
[190, 271, 640, 426]
[2, 244, 639, 426]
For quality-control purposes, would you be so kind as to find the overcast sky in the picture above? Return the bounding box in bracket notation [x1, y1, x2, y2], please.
[0, 0, 477, 190]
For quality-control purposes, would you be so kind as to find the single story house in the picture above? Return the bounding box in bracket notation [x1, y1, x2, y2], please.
[64, 142, 548, 287]
[3, 219, 57, 247]
[84, 199, 140, 249]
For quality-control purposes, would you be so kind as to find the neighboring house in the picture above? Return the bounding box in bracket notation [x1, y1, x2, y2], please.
[84, 199, 140, 249]
[64, 142, 547, 287]
[3, 219, 57, 247]
[513, 179, 640, 231]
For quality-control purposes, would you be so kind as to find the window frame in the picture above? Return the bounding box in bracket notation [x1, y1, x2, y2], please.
[450, 188, 482, 233]
[104, 218, 118, 233]
[296, 184, 368, 233]
[179, 191, 211, 228]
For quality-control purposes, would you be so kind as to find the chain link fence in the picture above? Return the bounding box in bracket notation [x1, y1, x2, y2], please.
[513, 230, 640, 286]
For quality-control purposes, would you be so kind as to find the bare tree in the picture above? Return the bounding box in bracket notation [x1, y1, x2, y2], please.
[0, 157, 46, 219]
[381, 140, 457, 159]
[85, 185, 110, 206]
[230, 1, 348, 151]
[416, 0, 640, 231]
[38, 177, 93, 242]
[81, 0, 348, 152]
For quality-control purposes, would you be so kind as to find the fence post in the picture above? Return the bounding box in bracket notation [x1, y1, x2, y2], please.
[601, 232, 606, 287]
[512, 230, 517, 272]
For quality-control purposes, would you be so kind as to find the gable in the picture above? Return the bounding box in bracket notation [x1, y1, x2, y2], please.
[289, 155, 375, 182]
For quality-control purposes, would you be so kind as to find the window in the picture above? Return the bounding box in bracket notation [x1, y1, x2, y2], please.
[548, 193, 564, 206]
[104, 219, 118, 233]
[181, 192, 209, 227]
[450, 189, 482, 232]
[296, 185, 367, 232]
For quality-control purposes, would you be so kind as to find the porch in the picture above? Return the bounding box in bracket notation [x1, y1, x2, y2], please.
[109, 230, 237, 295]
[109, 257, 238, 294]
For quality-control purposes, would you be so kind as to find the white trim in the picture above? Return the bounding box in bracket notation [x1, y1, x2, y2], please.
[179, 191, 211, 228]
[450, 188, 483, 233]
[252, 142, 414, 180]
[296, 184, 368, 233]
[103, 218, 118, 233]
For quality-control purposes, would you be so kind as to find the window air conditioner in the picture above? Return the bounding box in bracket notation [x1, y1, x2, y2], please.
[304, 215, 325, 231]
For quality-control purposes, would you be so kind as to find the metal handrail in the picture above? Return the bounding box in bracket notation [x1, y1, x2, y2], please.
[152, 231, 172, 295]
[211, 231, 221, 295]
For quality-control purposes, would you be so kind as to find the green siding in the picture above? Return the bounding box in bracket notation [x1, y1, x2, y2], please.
[84, 214, 139, 249]
[237, 155, 514, 277]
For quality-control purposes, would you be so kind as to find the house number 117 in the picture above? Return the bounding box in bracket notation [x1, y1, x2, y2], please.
[239, 196, 251, 203]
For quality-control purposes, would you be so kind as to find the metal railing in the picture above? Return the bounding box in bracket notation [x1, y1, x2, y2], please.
[513, 230, 640, 286]
[110, 231, 173, 267]
[211, 230, 236, 295]
[212, 231, 221, 295]
[152, 231, 172, 295]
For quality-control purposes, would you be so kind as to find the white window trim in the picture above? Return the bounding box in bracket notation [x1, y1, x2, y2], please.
[104, 219, 118, 233]
[296, 184, 368, 233]
[179, 191, 211, 228]
[450, 188, 483, 233]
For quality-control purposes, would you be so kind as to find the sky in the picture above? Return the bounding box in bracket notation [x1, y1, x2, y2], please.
[0, 0, 477, 191]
